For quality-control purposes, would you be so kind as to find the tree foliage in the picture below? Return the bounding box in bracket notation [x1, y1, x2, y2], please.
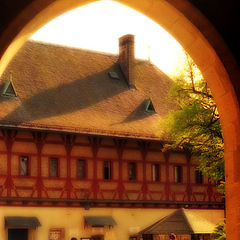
[211, 221, 226, 240]
[159, 53, 224, 185]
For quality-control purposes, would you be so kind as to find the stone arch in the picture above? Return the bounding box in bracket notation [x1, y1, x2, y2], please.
[0, 0, 239, 238]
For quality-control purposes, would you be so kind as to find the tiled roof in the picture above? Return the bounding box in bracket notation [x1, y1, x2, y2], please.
[0, 41, 174, 139]
[139, 208, 194, 235]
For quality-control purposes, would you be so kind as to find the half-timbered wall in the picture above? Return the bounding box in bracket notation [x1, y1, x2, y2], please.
[0, 129, 223, 208]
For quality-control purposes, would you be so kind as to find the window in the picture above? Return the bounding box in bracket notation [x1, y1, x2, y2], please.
[103, 161, 111, 180]
[108, 71, 120, 80]
[152, 163, 160, 181]
[174, 165, 182, 183]
[1, 72, 17, 97]
[142, 234, 153, 240]
[20, 156, 29, 176]
[145, 99, 155, 113]
[50, 157, 58, 177]
[49, 229, 64, 240]
[128, 162, 136, 181]
[78, 159, 85, 179]
[195, 169, 203, 184]
[192, 234, 211, 240]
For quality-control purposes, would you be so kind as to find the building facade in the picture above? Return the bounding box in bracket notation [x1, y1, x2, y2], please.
[0, 35, 224, 240]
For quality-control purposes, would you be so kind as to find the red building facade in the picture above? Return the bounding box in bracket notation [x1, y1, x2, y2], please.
[0, 129, 223, 208]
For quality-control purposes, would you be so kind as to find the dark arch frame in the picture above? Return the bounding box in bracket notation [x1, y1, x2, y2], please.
[0, 0, 239, 238]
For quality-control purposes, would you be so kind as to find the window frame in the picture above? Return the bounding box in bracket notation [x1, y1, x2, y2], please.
[128, 162, 137, 181]
[151, 163, 160, 182]
[19, 155, 30, 177]
[103, 160, 112, 180]
[1, 75, 17, 97]
[174, 165, 183, 183]
[195, 169, 203, 184]
[49, 157, 59, 178]
[77, 159, 86, 179]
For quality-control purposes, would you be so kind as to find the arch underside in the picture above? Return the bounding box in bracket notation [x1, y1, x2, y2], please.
[0, 0, 239, 239]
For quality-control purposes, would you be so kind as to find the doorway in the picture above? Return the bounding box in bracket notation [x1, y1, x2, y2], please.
[8, 229, 28, 240]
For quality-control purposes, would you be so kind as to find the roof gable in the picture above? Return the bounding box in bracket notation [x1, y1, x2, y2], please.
[139, 209, 194, 235]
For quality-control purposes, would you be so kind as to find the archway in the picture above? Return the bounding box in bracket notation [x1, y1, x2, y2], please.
[0, 0, 239, 239]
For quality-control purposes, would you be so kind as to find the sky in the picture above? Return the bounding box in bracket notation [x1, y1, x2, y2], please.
[31, 0, 184, 75]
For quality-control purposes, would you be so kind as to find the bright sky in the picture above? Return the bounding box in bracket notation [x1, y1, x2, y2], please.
[31, 0, 184, 74]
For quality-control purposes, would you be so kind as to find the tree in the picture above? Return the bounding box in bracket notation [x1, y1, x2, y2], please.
[211, 221, 226, 240]
[159, 53, 224, 187]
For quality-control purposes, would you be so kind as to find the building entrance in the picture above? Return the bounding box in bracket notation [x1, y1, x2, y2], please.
[8, 229, 28, 240]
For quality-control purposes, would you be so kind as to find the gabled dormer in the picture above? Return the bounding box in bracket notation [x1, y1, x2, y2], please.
[145, 98, 155, 113]
[1, 72, 17, 97]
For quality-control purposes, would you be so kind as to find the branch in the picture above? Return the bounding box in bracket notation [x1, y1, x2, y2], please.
[177, 88, 213, 98]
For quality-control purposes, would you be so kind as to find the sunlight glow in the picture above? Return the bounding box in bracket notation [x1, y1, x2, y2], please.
[31, 0, 184, 74]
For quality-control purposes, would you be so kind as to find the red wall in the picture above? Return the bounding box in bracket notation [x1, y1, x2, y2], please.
[0, 129, 223, 208]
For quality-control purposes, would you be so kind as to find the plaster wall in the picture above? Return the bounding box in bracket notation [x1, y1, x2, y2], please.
[0, 207, 224, 240]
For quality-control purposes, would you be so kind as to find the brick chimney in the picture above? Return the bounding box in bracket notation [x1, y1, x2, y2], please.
[118, 34, 135, 87]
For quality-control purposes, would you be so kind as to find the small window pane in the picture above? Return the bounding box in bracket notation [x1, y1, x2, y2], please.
[104, 161, 111, 180]
[78, 160, 85, 179]
[174, 166, 182, 183]
[195, 169, 203, 184]
[152, 164, 160, 181]
[129, 162, 136, 181]
[20, 156, 29, 176]
[50, 158, 58, 177]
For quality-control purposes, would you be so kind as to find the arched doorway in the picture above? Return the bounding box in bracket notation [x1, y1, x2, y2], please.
[0, 0, 239, 239]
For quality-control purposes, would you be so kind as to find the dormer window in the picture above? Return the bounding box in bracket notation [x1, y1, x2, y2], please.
[145, 99, 155, 113]
[1, 72, 17, 97]
[108, 71, 120, 80]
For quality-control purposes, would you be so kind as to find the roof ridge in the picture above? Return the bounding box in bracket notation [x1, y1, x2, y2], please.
[28, 40, 152, 64]
[181, 208, 194, 234]
[28, 40, 119, 58]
